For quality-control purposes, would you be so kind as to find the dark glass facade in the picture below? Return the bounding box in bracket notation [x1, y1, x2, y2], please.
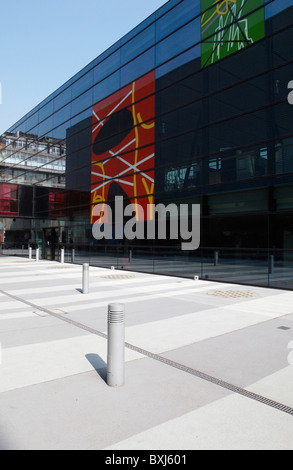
[1, 0, 293, 289]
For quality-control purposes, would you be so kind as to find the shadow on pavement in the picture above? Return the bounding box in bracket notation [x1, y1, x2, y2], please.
[85, 353, 107, 383]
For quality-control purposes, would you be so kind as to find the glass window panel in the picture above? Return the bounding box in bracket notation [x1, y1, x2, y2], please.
[274, 101, 293, 140]
[215, 147, 268, 183]
[94, 50, 121, 84]
[121, 24, 155, 64]
[208, 189, 267, 214]
[12, 105, 40, 133]
[275, 185, 293, 210]
[266, 0, 292, 18]
[155, 132, 203, 186]
[156, 44, 201, 79]
[93, 42, 121, 67]
[71, 62, 93, 83]
[208, 76, 267, 124]
[164, 161, 202, 191]
[271, 22, 293, 66]
[0, 183, 18, 199]
[156, 101, 202, 142]
[155, 0, 181, 19]
[269, 64, 293, 105]
[70, 107, 92, 128]
[207, 109, 267, 154]
[52, 122, 69, 140]
[71, 89, 93, 119]
[121, 48, 155, 87]
[156, 18, 200, 66]
[157, 66, 203, 116]
[53, 86, 72, 113]
[275, 138, 293, 175]
[156, 0, 200, 41]
[122, 15, 155, 46]
[38, 116, 53, 139]
[53, 103, 71, 128]
[71, 69, 94, 100]
[93, 71, 121, 104]
[39, 101, 54, 123]
[207, 40, 267, 95]
[24, 112, 39, 134]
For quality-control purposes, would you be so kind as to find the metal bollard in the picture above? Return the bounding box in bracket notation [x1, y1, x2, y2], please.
[214, 250, 219, 266]
[71, 249, 75, 264]
[29, 247, 32, 260]
[107, 303, 125, 387]
[36, 247, 40, 262]
[82, 263, 89, 294]
[60, 248, 65, 264]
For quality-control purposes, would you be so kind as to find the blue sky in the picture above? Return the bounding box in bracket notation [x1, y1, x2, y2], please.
[0, 0, 168, 134]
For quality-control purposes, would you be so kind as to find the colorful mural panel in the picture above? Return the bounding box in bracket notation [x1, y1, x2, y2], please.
[91, 71, 155, 224]
[201, 0, 265, 68]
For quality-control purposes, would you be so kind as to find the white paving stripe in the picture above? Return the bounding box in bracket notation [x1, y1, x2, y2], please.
[35, 285, 228, 313]
[0, 300, 33, 311]
[247, 366, 293, 409]
[123, 307, 272, 354]
[0, 271, 158, 284]
[0, 285, 222, 319]
[0, 286, 218, 318]
[103, 393, 293, 450]
[7, 275, 192, 295]
[225, 292, 293, 317]
[0, 335, 144, 393]
[24, 281, 210, 307]
[0, 311, 42, 319]
[0, 274, 72, 284]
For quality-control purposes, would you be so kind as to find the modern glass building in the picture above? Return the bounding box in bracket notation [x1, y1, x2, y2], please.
[1, 0, 293, 289]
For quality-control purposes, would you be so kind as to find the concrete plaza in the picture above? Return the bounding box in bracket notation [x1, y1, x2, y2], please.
[0, 255, 293, 450]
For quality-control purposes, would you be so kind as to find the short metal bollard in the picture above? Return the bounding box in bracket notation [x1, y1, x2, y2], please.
[36, 247, 40, 262]
[60, 248, 65, 264]
[71, 249, 75, 264]
[214, 250, 219, 266]
[29, 247, 32, 260]
[82, 263, 89, 294]
[107, 303, 125, 387]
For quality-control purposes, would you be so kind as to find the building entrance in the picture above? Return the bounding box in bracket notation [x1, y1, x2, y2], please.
[43, 228, 58, 261]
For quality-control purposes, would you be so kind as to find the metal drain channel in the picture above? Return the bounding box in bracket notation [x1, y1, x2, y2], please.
[1, 288, 293, 417]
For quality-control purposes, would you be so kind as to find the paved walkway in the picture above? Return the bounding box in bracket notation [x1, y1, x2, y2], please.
[0, 256, 293, 450]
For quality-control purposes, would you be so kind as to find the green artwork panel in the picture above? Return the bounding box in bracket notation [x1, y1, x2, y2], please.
[201, 0, 265, 68]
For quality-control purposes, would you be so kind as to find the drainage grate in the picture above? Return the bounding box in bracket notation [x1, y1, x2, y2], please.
[207, 289, 259, 299]
[101, 274, 136, 280]
[47, 266, 71, 269]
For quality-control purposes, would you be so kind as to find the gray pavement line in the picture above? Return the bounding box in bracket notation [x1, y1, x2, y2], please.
[1, 288, 293, 417]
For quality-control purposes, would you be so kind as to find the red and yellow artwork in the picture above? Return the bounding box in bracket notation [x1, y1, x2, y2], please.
[91, 71, 155, 224]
